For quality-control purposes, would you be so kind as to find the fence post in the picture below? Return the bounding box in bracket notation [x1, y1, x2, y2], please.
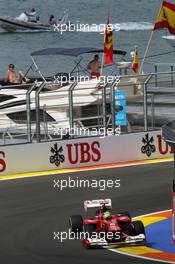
[26, 81, 38, 143]
[69, 81, 77, 137]
[35, 81, 46, 143]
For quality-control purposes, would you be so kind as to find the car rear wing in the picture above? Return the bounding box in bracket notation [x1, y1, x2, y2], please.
[84, 199, 112, 211]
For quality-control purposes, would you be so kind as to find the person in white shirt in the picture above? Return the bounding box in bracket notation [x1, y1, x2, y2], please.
[16, 8, 39, 23]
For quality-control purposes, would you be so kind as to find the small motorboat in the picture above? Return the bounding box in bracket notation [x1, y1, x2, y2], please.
[0, 12, 69, 32]
[0, 16, 51, 32]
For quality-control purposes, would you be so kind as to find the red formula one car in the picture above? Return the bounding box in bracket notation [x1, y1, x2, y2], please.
[69, 199, 146, 248]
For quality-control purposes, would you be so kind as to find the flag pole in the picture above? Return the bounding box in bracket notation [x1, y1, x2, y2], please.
[139, 0, 164, 74]
[100, 51, 105, 76]
[139, 30, 154, 74]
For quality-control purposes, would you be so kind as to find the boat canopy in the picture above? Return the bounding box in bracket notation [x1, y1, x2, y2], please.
[31, 47, 127, 57]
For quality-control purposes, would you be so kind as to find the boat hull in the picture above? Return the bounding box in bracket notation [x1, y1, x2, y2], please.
[0, 16, 52, 32]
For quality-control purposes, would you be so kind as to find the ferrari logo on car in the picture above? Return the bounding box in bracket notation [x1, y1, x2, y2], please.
[50, 143, 65, 167]
[141, 133, 156, 157]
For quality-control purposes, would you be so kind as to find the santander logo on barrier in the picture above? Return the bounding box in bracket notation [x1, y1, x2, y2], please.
[66, 141, 101, 164]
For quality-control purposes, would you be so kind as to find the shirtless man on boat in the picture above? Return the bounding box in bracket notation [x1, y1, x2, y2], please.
[87, 54, 101, 78]
[6, 64, 28, 84]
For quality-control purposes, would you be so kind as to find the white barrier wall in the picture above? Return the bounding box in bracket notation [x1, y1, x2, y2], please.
[0, 130, 173, 176]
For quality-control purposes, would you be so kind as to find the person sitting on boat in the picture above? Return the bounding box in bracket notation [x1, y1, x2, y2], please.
[49, 14, 57, 25]
[16, 8, 39, 23]
[25, 8, 39, 22]
[87, 54, 101, 78]
[6, 64, 29, 84]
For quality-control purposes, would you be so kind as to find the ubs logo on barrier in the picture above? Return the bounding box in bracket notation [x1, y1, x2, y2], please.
[0, 151, 6, 172]
[157, 134, 174, 155]
[66, 141, 101, 164]
[141, 133, 156, 157]
[50, 143, 65, 167]
[49, 141, 101, 167]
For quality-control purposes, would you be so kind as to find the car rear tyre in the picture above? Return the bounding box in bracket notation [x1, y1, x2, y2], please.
[69, 215, 83, 232]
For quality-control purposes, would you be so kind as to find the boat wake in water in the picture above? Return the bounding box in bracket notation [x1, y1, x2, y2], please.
[119, 22, 153, 31]
[0, 21, 153, 34]
[81, 22, 153, 33]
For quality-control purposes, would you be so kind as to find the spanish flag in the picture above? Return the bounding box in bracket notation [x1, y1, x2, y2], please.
[132, 47, 139, 74]
[154, 1, 175, 34]
[104, 17, 113, 64]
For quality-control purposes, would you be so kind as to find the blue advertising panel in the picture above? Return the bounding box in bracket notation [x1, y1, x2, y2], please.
[115, 91, 126, 126]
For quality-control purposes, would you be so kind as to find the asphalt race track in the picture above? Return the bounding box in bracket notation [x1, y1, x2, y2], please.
[0, 161, 173, 264]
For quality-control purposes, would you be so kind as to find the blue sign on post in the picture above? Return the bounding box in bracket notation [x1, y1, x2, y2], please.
[115, 91, 126, 126]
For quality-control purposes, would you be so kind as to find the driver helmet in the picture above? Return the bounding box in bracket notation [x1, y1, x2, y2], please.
[101, 204, 108, 213]
[103, 211, 111, 219]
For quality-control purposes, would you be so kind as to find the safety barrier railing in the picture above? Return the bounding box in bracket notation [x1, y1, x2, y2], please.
[0, 66, 175, 145]
[142, 69, 175, 131]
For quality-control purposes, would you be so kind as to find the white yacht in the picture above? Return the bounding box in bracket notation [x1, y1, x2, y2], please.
[0, 47, 145, 142]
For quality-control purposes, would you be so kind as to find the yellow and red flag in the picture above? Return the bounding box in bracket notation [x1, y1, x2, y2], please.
[132, 47, 139, 74]
[154, 1, 175, 34]
[104, 17, 113, 64]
